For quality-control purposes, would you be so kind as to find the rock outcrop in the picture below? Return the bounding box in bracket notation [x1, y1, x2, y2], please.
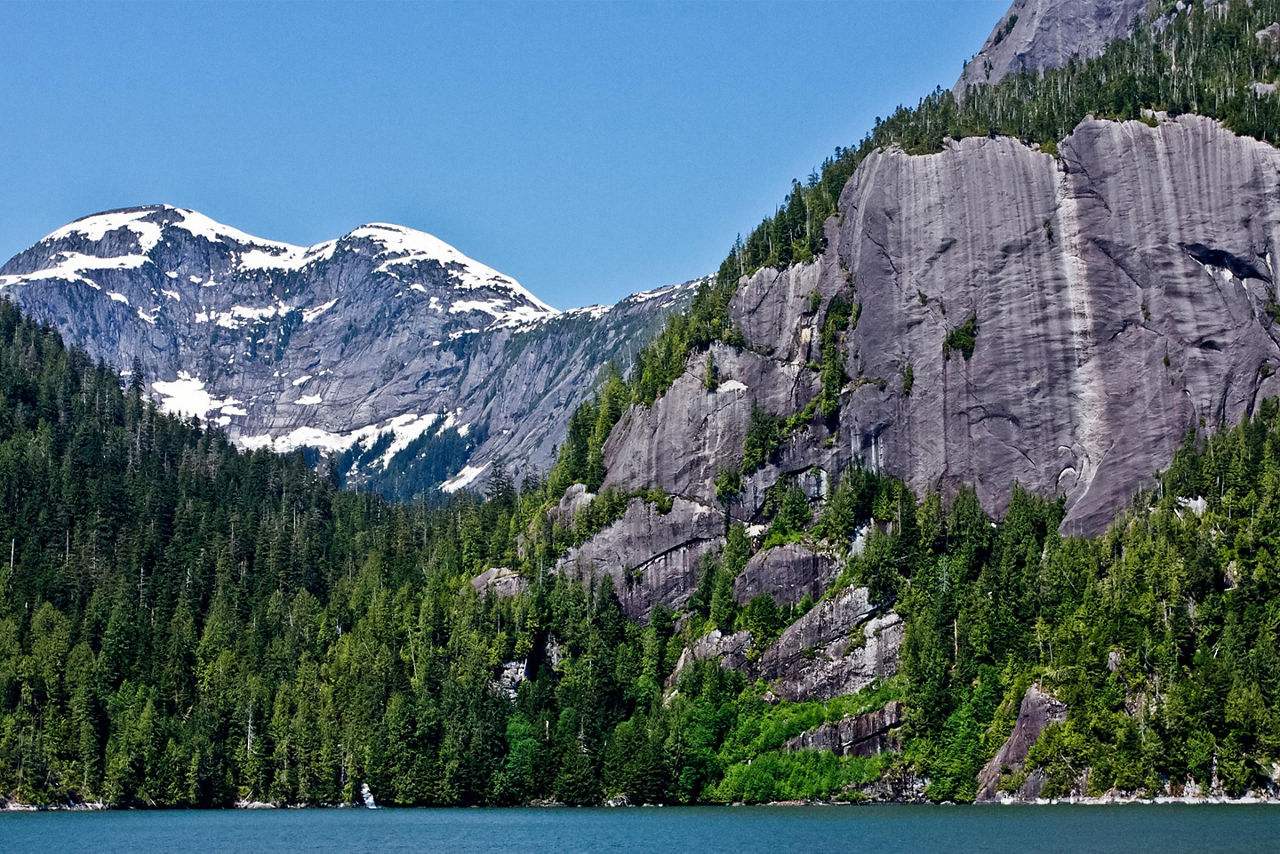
[555, 496, 723, 620]
[976, 685, 1068, 802]
[755, 587, 904, 702]
[665, 628, 753, 688]
[557, 112, 1280, 631]
[733, 543, 841, 606]
[953, 0, 1150, 99]
[0, 205, 694, 495]
[785, 701, 903, 758]
[471, 567, 528, 599]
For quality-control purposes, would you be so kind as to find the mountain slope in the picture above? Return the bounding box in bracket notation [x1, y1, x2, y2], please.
[0, 205, 694, 493]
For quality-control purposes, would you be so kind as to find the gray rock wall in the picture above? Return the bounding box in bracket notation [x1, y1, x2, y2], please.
[839, 115, 1280, 534]
[953, 0, 1150, 99]
[555, 496, 723, 620]
[975, 685, 1068, 801]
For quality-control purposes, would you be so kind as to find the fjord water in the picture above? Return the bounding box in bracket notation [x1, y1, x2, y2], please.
[2, 805, 1278, 853]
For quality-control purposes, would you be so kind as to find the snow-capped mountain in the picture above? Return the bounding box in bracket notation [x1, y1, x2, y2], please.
[0, 205, 696, 494]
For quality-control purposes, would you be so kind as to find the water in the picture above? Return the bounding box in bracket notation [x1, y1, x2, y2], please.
[2, 804, 1279, 853]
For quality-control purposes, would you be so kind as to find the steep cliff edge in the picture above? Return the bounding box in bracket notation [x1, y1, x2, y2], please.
[839, 114, 1280, 534]
[589, 114, 1280, 555]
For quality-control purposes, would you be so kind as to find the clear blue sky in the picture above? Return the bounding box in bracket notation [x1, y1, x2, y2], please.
[0, 0, 1007, 310]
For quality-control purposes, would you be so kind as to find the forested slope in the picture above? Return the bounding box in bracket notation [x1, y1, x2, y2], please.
[0, 296, 1278, 806]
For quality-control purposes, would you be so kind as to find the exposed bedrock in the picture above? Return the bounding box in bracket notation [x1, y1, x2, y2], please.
[953, 0, 1150, 99]
[975, 685, 1068, 802]
[839, 115, 1280, 534]
[785, 701, 904, 758]
[554, 496, 723, 621]
[597, 115, 1280, 544]
[754, 586, 904, 702]
[732, 543, 841, 607]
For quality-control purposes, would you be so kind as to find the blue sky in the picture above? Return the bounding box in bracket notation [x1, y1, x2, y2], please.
[0, 0, 1008, 309]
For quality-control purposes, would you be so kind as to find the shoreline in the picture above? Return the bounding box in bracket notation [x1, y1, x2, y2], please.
[5, 796, 1280, 812]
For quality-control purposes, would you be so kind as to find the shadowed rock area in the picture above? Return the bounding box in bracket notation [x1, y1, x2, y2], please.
[785, 701, 903, 758]
[733, 543, 841, 606]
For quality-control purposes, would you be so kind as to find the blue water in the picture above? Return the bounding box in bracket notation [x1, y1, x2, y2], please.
[2, 804, 1279, 853]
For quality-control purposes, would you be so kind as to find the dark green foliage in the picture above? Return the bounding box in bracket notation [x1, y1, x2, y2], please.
[902, 363, 914, 396]
[817, 296, 854, 418]
[944, 315, 978, 361]
[742, 406, 784, 475]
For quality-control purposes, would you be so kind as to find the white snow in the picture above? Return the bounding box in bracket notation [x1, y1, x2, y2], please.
[296, 394, 323, 405]
[564, 304, 611, 321]
[42, 209, 164, 252]
[370, 412, 444, 470]
[107, 292, 130, 305]
[136, 306, 158, 325]
[291, 374, 313, 386]
[302, 298, 337, 323]
[442, 462, 491, 494]
[716, 379, 748, 393]
[151, 372, 233, 419]
[449, 298, 507, 315]
[161, 289, 180, 301]
[348, 222, 558, 315]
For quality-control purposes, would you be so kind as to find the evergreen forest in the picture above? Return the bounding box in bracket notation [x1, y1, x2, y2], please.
[4, 0, 1280, 809]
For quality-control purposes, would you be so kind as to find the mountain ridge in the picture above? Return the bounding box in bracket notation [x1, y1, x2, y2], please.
[0, 203, 696, 495]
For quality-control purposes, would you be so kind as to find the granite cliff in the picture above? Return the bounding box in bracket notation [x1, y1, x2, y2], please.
[954, 0, 1151, 98]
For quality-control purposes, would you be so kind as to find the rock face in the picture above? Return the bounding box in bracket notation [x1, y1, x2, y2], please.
[471, 567, 528, 599]
[555, 497, 723, 620]
[953, 0, 1150, 98]
[976, 685, 1068, 802]
[665, 628, 753, 688]
[602, 225, 846, 521]
[0, 205, 694, 495]
[755, 587, 904, 702]
[733, 543, 841, 606]
[785, 701, 903, 758]
[839, 114, 1280, 534]
[598, 114, 1280, 540]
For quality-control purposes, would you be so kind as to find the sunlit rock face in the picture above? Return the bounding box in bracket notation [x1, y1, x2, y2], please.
[953, 0, 1151, 99]
[838, 114, 1280, 534]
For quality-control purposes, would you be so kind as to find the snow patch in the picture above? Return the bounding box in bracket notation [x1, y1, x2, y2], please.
[291, 375, 313, 387]
[43, 209, 164, 252]
[442, 462, 491, 494]
[347, 222, 558, 317]
[302, 299, 337, 323]
[151, 372, 236, 419]
[107, 292, 130, 305]
[296, 394, 322, 405]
